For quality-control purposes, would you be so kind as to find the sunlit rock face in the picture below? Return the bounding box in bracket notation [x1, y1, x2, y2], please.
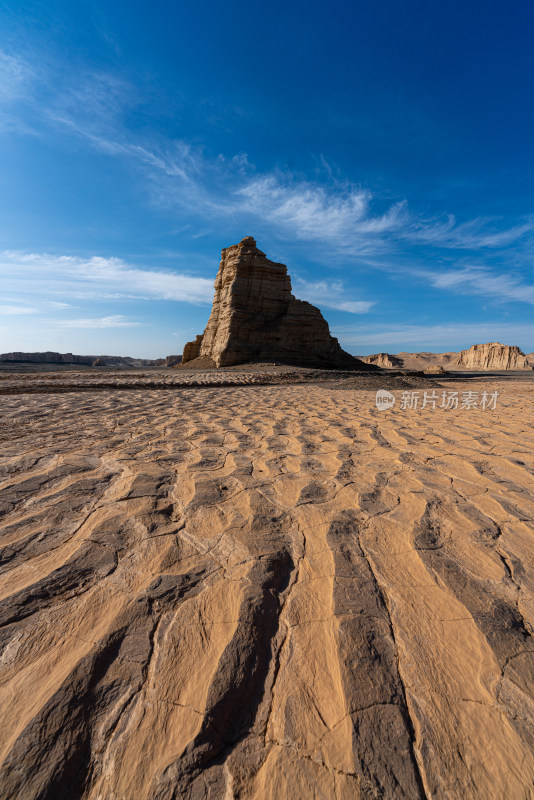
[182, 236, 371, 369]
[456, 342, 532, 370]
[360, 352, 402, 368]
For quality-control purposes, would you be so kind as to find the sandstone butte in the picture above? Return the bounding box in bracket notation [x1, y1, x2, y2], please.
[456, 342, 533, 370]
[181, 236, 372, 369]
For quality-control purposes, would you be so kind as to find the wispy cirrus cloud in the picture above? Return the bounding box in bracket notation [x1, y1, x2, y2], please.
[3, 45, 534, 307]
[0, 251, 214, 304]
[0, 250, 373, 316]
[14, 54, 528, 260]
[292, 277, 374, 313]
[414, 266, 534, 305]
[55, 315, 140, 329]
[48, 114, 530, 259]
[0, 49, 40, 134]
[0, 304, 38, 315]
[404, 215, 534, 249]
[69, 124, 532, 257]
[0, 50, 34, 103]
[235, 176, 407, 251]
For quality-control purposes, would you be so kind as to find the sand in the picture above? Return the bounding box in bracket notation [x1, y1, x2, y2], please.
[1, 372, 534, 799]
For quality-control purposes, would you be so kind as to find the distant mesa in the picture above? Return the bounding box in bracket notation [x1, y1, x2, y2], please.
[456, 342, 533, 370]
[181, 236, 373, 369]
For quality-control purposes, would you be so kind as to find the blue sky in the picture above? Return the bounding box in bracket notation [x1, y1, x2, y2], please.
[1, 0, 533, 358]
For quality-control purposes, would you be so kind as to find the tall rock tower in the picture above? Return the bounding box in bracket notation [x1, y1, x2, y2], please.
[182, 236, 371, 369]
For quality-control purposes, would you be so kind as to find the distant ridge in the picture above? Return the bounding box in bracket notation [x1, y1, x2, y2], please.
[359, 345, 534, 371]
[0, 351, 181, 367]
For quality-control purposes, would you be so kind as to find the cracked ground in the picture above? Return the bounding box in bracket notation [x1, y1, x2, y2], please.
[1, 380, 534, 799]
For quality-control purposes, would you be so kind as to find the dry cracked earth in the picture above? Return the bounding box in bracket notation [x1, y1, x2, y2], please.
[1, 379, 534, 799]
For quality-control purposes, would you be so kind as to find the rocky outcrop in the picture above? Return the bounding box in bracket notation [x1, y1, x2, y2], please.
[456, 342, 532, 370]
[424, 365, 448, 374]
[361, 353, 402, 368]
[182, 336, 204, 363]
[164, 354, 182, 367]
[182, 237, 371, 369]
[153, 355, 182, 367]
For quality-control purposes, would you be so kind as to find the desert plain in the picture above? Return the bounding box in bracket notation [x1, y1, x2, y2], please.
[1, 366, 534, 799]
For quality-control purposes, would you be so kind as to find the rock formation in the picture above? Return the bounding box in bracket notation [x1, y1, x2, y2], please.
[359, 347, 534, 372]
[356, 352, 460, 371]
[424, 365, 448, 374]
[182, 237, 371, 369]
[456, 342, 532, 370]
[164, 354, 182, 367]
[360, 352, 402, 368]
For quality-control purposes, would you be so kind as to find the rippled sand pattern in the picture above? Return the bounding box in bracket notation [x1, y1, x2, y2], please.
[0, 368, 316, 392]
[1, 382, 534, 799]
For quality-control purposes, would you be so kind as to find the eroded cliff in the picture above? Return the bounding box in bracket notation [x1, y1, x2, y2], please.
[456, 342, 532, 370]
[182, 237, 370, 369]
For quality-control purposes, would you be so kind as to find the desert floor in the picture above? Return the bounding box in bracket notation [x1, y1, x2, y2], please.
[1, 372, 534, 799]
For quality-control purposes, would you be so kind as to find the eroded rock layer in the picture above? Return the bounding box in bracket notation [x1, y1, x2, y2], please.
[360, 352, 402, 368]
[1, 381, 534, 798]
[456, 342, 532, 370]
[182, 237, 369, 368]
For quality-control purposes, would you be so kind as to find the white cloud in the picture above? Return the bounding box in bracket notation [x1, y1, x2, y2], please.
[0, 304, 38, 315]
[9, 51, 530, 261]
[55, 315, 140, 329]
[0, 51, 34, 103]
[2, 44, 534, 304]
[292, 278, 374, 313]
[47, 96, 531, 260]
[405, 215, 534, 249]
[235, 176, 407, 253]
[62, 117, 530, 258]
[0, 251, 214, 304]
[0, 250, 374, 319]
[32, 63, 532, 259]
[415, 266, 534, 305]
[334, 300, 375, 313]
